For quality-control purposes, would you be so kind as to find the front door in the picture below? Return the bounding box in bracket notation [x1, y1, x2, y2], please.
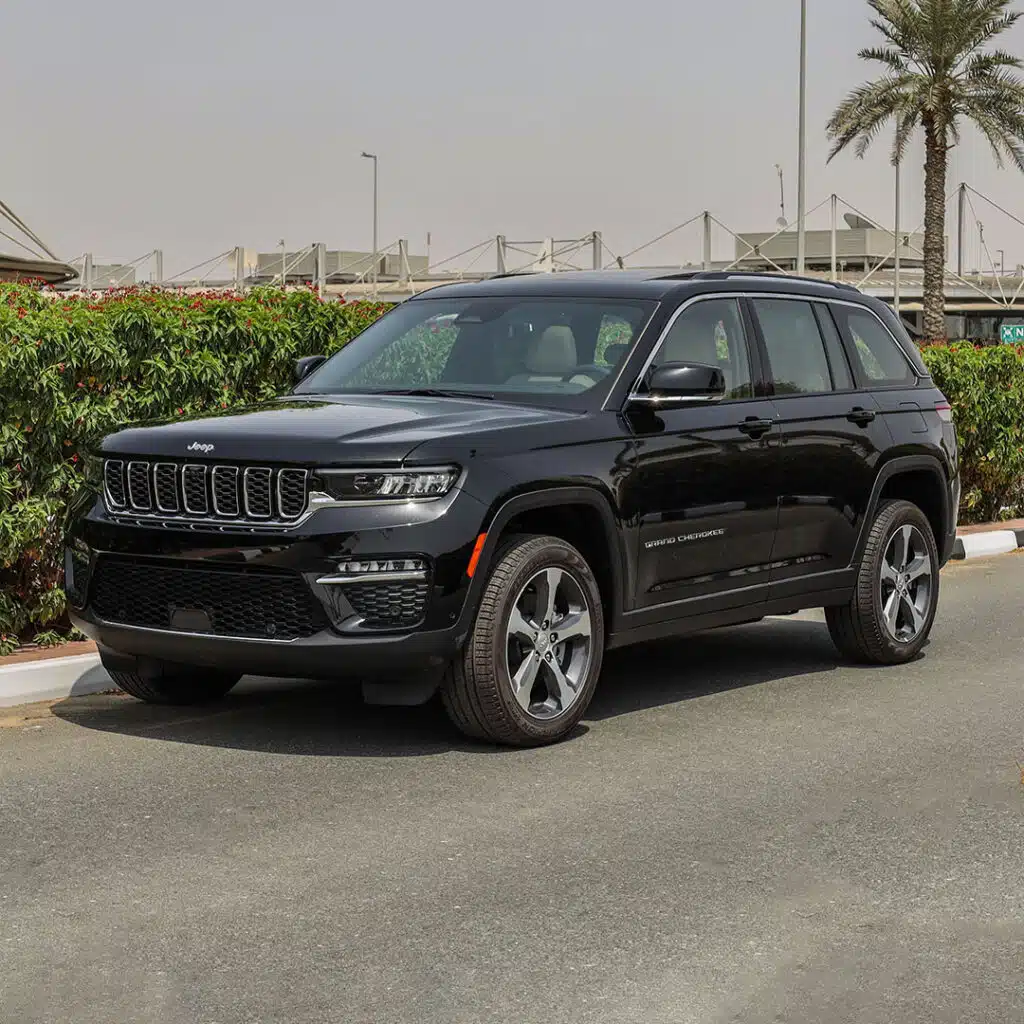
[626, 297, 781, 614]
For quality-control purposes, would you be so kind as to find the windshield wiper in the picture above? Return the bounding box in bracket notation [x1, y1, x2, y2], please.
[373, 388, 496, 401]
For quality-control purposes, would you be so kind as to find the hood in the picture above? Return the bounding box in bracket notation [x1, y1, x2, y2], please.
[99, 394, 580, 465]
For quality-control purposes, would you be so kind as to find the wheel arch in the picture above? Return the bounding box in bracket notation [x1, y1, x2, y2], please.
[855, 455, 953, 566]
[458, 486, 627, 637]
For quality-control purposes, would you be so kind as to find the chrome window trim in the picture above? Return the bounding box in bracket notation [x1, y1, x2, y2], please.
[242, 466, 274, 520]
[153, 462, 181, 514]
[211, 465, 240, 518]
[618, 292, 754, 408]
[615, 289, 920, 409]
[824, 297, 919, 382]
[182, 464, 210, 515]
[126, 461, 153, 511]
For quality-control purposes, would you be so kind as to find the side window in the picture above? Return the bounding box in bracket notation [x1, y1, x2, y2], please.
[814, 303, 854, 390]
[655, 298, 753, 399]
[836, 307, 916, 386]
[751, 298, 833, 395]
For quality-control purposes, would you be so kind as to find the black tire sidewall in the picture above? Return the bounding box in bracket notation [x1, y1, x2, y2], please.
[480, 537, 605, 743]
[864, 502, 939, 661]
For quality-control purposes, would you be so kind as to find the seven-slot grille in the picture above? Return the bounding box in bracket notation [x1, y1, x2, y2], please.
[104, 459, 309, 525]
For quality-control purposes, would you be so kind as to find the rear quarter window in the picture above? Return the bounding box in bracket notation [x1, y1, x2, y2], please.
[834, 305, 918, 387]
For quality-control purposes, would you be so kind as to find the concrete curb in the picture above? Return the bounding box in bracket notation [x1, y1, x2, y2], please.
[0, 654, 110, 709]
[951, 528, 1024, 561]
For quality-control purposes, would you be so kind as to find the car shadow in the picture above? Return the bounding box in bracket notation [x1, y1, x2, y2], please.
[50, 619, 876, 758]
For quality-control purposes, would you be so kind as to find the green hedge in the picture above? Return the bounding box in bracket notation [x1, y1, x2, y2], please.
[921, 343, 1024, 524]
[0, 283, 391, 653]
[1, 279, 1022, 653]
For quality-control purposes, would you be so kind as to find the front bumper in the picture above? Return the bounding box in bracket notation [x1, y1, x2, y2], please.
[65, 485, 489, 679]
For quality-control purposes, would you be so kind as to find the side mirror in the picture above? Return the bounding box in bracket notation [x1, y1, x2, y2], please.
[633, 362, 726, 405]
[294, 355, 326, 384]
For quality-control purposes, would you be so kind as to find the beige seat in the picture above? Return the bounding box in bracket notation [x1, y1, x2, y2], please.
[506, 325, 593, 387]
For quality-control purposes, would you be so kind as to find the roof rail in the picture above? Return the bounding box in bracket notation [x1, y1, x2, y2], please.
[655, 270, 860, 293]
[486, 270, 540, 280]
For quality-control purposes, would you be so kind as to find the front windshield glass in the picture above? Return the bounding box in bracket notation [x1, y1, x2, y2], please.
[294, 296, 657, 404]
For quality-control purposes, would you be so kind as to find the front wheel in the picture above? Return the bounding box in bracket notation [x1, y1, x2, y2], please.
[440, 535, 605, 746]
[826, 499, 939, 664]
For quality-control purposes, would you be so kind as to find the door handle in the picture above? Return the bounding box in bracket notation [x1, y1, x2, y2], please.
[847, 407, 877, 426]
[738, 417, 774, 438]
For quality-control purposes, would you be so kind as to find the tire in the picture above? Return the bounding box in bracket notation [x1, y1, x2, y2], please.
[102, 655, 241, 706]
[826, 499, 939, 665]
[440, 534, 605, 746]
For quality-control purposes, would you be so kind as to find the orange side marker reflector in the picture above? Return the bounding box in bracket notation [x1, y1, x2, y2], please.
[467, 533, 487, 578]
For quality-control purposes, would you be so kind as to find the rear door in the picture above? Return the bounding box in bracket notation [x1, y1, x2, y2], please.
[747, 296, 892, 591]
[831, 302, 931, 447]
[625, 296, 781, 614]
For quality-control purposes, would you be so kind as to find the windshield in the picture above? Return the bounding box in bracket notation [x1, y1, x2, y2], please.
[294, 295, 657, 404]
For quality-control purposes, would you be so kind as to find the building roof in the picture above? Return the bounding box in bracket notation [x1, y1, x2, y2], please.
[0, 253, 77, 284]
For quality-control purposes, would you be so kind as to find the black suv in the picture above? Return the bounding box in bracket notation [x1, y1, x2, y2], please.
[65, 271, 959, 746]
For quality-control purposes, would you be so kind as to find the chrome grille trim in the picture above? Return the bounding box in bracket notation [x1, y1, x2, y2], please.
[243, 467, 273, 519]
[104, 460, 127, 509]
[182, 464, 209, 514]
[153, 463, 180, 513]
[102, 459, 311, 529]
[211, 466, 240, 517]
[127, 462, 153, 511]
[277, 468, 309, 522]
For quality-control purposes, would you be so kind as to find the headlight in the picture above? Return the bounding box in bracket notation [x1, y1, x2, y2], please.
[313, 467, 460, 502]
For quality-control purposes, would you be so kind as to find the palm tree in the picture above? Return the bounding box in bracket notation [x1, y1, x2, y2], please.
[827, 0, 1024, 341]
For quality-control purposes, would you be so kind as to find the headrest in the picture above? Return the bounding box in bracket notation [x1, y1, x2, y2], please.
[526, 325, 577, 375]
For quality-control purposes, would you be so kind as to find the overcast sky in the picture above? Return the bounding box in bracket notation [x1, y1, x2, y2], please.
[6, 0, 1024, 276]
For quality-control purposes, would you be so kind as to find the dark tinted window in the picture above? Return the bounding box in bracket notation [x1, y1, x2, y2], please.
[814, 303, 854, 390]
[751, 298, 833, 395]
[835, 306, 916, 386]
[655, 298, 753, 399]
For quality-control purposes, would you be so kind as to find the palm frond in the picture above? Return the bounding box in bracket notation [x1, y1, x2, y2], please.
[859, 45, 912, 74]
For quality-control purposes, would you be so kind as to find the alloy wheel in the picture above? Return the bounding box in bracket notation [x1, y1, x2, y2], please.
[879, 524, 934, 644]
[505, 566, 594, 721]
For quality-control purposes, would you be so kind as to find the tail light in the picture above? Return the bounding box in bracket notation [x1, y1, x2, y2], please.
[935, 401, 953, 423]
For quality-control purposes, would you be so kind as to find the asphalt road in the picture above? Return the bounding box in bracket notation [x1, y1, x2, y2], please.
[2, 556, 1023, 1024]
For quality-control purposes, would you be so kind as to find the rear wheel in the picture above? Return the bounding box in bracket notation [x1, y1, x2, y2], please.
[440, 535, 605, 746]
[826, 499, 939, 664]
[101, 653, 240, 705]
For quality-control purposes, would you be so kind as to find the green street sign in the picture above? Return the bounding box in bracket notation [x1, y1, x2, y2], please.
[1001, 324, 1024, 344]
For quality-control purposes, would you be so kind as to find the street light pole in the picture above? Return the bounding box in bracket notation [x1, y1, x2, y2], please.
[894, 140, 901, 318]
[796, 0, 807, 274]
[361, 152, 378, 295]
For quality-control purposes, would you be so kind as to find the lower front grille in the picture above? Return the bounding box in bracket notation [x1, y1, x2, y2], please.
[345, 580, 429, 629]
[90, 558, 328, 641]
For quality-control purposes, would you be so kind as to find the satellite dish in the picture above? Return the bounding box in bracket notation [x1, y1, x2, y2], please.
[776, 217, 788, 229]
[844, 213, 878, 229]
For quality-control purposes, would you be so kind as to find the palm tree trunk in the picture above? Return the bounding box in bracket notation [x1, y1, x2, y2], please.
[922, 114, 948, 342]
